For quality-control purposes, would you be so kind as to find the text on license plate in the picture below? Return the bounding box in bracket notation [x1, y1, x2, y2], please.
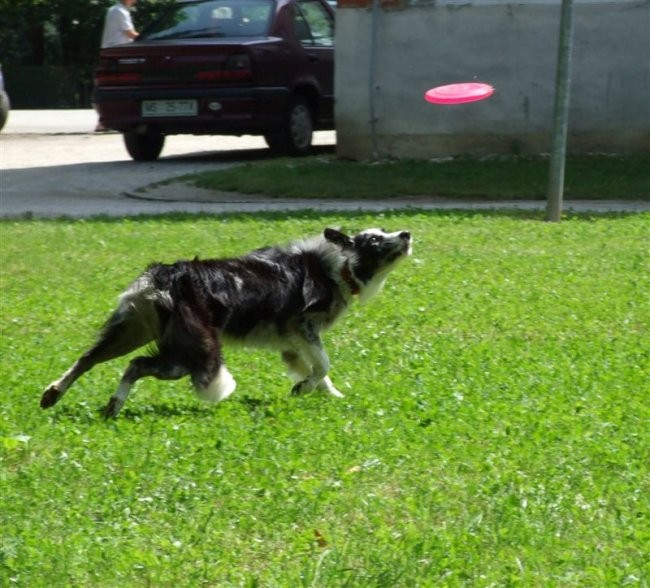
[142, 100, 198, 117]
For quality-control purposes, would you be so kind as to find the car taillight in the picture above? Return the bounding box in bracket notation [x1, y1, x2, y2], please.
[195, 53, 252, 83]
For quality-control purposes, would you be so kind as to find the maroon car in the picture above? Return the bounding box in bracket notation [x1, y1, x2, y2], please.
[94, 0, 334, 160]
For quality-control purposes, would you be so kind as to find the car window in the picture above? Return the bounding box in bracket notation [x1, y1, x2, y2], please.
[295, 0, 334, 47]
[140, 0, 274, 40]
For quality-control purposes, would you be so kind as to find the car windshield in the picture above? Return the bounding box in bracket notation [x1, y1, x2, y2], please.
[140, 0, 274, 40]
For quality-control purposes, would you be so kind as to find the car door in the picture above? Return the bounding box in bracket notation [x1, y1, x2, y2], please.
[294, 0, 335, 121]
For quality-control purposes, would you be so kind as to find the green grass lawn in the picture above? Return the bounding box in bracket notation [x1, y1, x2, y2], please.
[1, 211, 649, 586]
[183, 155, 650, 201]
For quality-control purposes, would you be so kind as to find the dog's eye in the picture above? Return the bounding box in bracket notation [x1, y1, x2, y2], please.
[368, 235, 382, 245]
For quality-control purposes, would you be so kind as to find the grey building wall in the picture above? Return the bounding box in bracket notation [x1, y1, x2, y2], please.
[335, 0, 650, 159]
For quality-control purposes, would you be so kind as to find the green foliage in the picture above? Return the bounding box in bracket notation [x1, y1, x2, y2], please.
[188, 155, 650, 201]
[0, 0, 175, 69]
[1, 211, 649, 586]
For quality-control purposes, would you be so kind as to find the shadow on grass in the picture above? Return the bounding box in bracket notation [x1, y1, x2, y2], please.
[118, 403, 213, 420]
[48, 393, 280, 423]
[46, 401, 211, 423]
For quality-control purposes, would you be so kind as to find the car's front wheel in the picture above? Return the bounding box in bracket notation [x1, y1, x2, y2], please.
[265, 95, 313, 156]
[123, 131, 165, 161]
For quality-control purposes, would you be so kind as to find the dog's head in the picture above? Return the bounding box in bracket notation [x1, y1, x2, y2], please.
[325, 228, 412, 302]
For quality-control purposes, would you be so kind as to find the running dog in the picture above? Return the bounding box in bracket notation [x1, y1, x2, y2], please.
[40, 228, 412, 418]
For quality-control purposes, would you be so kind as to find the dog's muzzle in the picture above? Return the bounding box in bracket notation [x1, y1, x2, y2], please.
[398, 231, 412, 255]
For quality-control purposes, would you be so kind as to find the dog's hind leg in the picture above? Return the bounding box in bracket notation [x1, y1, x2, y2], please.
[193, 364, 237, 403]
[103, 354, 188, 419]
[190, 337, 236, 403]
[41, 286, 160, 410]
[104, 299, 229, 417]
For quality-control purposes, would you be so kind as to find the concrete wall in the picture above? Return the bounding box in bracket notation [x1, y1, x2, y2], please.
[335, 0, 650, 159]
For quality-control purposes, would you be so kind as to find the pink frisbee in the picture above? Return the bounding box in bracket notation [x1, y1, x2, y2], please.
[425, 82, 494, 105]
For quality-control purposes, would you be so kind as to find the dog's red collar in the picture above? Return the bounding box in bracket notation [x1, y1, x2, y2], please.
[341, 263, 361, 296]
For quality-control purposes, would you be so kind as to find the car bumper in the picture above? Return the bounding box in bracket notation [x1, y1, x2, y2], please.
[95, 86, 289, 135]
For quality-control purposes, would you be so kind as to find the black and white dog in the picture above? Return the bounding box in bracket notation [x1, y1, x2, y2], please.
[40, 228, 411, 418]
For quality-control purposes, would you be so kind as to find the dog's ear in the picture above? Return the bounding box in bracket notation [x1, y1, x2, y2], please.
[324, 228, 354, 250]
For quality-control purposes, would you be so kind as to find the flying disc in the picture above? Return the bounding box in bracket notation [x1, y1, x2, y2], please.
[425, 82, 494, 105]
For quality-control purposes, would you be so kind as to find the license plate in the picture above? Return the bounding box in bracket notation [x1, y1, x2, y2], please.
[142, 99, 198, 117]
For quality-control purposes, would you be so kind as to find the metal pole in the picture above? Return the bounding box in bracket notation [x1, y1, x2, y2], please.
[369, 0, 381, 160]
[545, 0, 575, 222]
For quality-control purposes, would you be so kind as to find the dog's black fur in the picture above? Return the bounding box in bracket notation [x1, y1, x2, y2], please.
[40, 228, 411, 418]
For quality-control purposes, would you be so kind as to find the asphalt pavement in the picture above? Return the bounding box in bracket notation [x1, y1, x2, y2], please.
[2, 110, 648, 218]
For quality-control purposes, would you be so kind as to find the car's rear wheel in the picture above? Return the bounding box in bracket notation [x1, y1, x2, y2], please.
[123, 131, 165, 161]
[265, 95, 313, 156]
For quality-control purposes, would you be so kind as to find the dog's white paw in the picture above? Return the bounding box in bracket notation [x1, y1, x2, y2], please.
[317, 376, 344, 398]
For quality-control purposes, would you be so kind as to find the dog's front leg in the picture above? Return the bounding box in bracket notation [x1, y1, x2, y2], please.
[317, 376, 344, 398]
[283, 349, 344, 398]
[290, 323, 336, 396]
[290, 345, 328, 396]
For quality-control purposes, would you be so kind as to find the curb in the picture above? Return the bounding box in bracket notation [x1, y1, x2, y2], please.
[127, 182, 650, 214]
